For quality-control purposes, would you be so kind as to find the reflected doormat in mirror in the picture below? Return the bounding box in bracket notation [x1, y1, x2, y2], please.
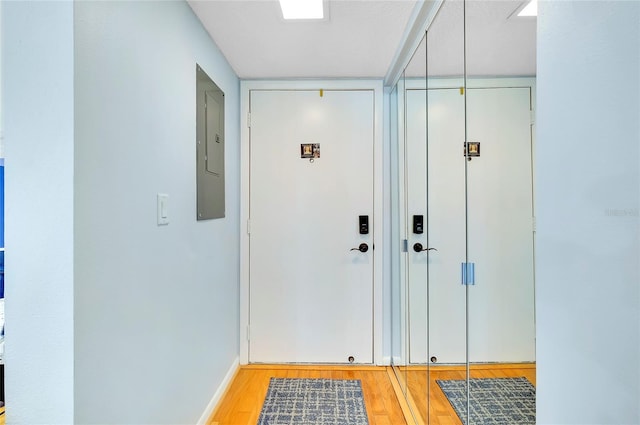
[437, 377, 535, 425]
[257, 378, 369, 425]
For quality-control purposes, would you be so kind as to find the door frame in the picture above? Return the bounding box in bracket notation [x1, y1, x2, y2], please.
[240, 80, 385, 365]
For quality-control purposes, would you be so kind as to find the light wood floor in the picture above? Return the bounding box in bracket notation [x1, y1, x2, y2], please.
[207, 364, 534, 425]
[207, 365, 408, 425]
[398, 364, 536, 425]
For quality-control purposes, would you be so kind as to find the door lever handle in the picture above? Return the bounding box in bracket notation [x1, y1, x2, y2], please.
[413, 243, 437, 253]
[350, 243, 369, 253]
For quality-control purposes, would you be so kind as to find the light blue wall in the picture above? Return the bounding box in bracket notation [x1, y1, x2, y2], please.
[536, 1, 640, 423]
[73, 1, 240, 423]
[2, 1, 75, 422]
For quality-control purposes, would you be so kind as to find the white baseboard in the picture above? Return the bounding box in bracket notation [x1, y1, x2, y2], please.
[197, 356, 240, 425]
[381, 356, 391, 366]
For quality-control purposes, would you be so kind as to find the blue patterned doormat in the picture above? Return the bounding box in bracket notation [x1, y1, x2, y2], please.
[436, 377, 535, 425]
[257, 378, 369, 425]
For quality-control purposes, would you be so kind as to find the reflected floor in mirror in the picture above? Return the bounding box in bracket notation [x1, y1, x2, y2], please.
[398, 364, 535, 425]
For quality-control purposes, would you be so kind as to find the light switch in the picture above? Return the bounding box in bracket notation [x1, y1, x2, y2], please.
[157, 194, 169, 225]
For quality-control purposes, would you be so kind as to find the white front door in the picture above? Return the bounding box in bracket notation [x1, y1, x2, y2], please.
[248, 89, 375, 364]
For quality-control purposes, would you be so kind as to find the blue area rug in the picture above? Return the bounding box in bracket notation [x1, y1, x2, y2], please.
[257, 378, 369, 425]
[437, 377, 535, 425]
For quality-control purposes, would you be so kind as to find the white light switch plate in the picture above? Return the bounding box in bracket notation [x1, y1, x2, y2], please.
[157, 193, 169, 225]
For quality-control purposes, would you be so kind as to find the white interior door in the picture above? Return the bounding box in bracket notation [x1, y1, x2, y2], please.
[406, 85, 535, 364]
[248, 90, 374, 364]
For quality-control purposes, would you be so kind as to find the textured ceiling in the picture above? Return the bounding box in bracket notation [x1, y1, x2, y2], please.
[188, 0, 418, 79]
[189, 0, 536, 80]
[405, 0, 537, 78]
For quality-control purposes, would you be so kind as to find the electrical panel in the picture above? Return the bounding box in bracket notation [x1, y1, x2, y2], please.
[196, 65, 225, 220]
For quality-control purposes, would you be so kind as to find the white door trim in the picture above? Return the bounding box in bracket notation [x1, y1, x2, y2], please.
[240, 80, 385, 365]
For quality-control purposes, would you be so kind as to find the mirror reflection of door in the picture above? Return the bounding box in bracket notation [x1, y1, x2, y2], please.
[464, 0, 537, 420]
[391, 0, 537, 423]
[464, 84, 536, 425]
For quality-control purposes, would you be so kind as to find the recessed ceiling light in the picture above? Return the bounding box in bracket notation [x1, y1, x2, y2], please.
[518, 0, 537, 17]
[279, 0, 324, 20]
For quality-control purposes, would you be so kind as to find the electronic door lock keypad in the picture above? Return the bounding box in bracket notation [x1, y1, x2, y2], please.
[413, 215, 424, 234]
[359, 215, 369, 234]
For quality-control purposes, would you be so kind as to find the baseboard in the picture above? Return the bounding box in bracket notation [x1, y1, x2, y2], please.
[381, 356, 391, 366]
[197, 356, 240, 425]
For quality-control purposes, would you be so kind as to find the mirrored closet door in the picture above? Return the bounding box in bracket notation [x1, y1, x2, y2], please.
[391, 0, 537, 423]
[465, 1, 536, 421]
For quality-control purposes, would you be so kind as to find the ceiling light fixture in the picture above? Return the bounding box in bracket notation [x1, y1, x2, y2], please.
[518, 0, 538, 17]
[279, 0, 324, 20]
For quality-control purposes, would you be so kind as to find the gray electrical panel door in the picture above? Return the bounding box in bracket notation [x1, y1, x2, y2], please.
[196, 65, 225, 220]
